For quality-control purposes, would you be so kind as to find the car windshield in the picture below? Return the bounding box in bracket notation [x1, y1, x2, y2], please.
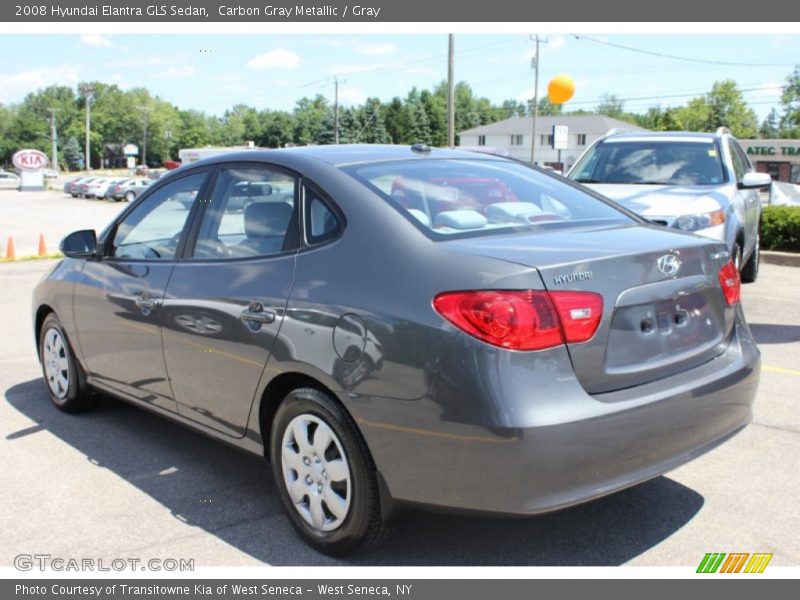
[570, 139, 726, 186]
[343, 158, 633, 238]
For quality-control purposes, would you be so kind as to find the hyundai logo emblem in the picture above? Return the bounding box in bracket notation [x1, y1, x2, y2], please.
[657, 254, 681, 276]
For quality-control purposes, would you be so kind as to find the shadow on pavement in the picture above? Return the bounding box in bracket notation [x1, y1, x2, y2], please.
[6, 378, 704, 566]
[748, 323, 800, 345]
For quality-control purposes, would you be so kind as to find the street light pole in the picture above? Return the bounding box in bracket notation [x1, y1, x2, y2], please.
[530, 35, 541, 165]
[48, 108, 59, 171]
[333, 76, 339, 144]
[137, 106, 151, 167]
[447, 34, 455, 148]
[80, 85, 93, 171]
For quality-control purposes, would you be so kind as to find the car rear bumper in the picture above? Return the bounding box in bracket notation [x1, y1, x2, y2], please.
[352, 311, 759, 515]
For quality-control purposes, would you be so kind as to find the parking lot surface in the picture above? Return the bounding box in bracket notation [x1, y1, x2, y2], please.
[0, 192, 798, 567]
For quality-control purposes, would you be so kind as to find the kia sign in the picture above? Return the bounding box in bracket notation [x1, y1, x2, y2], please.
[13, 149, 48, 171]
[12, 149, 47, 192]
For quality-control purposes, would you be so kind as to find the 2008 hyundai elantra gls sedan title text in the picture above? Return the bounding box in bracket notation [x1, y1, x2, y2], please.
[33, 145, 760, 555]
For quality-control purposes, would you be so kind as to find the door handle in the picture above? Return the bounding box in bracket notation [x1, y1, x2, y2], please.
[135, 295, 160, 310]
[240, 302, 276, 325]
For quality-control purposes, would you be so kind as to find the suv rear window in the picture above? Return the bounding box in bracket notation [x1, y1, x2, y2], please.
[343, 159, 632, 238]
[571, 138, 726, 186]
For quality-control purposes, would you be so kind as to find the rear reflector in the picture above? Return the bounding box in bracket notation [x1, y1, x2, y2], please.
[718, 260, 741, 306]
[433, 289, 603, 351]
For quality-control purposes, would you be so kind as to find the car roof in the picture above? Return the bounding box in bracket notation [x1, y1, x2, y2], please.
[186, 144, 507, 169]
[603, 131, 726, 142]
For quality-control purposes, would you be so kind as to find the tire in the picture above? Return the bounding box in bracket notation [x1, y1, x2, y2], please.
[741, 233, 760, 284]
[269, 387, 395, 555]
[731, 242, 743, 273]
[39, 313, 94, 413]
[125, 191, 135, 202]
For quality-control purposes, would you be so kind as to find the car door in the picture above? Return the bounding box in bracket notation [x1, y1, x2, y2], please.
[161, 164, 300, 437]
[727, 139, 758, 258]
[72, 170, 211, 411]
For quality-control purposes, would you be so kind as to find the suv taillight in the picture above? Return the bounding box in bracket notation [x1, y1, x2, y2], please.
[718, 261, 741, 306]
[433, 290, 603, 351]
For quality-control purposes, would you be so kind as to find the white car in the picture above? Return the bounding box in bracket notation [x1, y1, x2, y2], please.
[568, 127, 772, 283]
[0, 171, 20, 190]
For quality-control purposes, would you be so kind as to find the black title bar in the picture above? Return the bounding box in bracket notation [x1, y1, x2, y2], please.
[4, 0, 800, 22]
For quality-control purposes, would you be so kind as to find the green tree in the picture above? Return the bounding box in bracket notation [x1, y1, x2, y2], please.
[760, 108, 780, 138]
[704, 80, 758, 137]
[62, 136, 83, 170]
[293, 95, 329, 145]
[536, 97, 563, 116]
[596, 94, 625, 119]
[357, 98, 391, 144]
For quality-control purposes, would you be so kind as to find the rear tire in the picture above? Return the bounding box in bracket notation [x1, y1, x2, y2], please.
[125, 191, 135, 202]
[741, 234, 760, 284]
[269, 387, 395, 555]
[39, 313, 94, 413]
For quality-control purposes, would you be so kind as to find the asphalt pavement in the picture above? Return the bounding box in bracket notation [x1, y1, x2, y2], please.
[0, 259, 798, 567]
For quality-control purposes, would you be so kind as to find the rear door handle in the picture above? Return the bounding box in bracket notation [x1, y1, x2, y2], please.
[240, 302, 276, 325]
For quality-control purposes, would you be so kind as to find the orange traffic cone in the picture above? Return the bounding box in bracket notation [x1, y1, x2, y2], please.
[5, 236, 15, 260]
[38, 233, 47, 257]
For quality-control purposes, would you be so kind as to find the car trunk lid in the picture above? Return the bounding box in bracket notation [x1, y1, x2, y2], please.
[445, 222, 733, 393]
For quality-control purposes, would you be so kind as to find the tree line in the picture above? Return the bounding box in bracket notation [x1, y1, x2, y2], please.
[3, 69, 800, 171]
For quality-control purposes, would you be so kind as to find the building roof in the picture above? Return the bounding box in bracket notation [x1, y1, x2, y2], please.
[458, 114, 648, 136]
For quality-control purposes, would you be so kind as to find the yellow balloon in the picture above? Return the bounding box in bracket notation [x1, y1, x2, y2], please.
[548, 75, 575, 104]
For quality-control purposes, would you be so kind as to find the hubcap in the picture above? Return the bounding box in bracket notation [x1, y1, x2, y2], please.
[43, 329, 69, 400]
[280, 414, 351, 532]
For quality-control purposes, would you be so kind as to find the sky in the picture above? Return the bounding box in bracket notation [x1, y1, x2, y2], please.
[0, 33, 798, 122]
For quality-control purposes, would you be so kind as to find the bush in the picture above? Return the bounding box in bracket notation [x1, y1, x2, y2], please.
[761, 205, 800, 252]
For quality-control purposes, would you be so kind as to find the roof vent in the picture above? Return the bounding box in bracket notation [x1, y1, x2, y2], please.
[410, 143, 432, 154]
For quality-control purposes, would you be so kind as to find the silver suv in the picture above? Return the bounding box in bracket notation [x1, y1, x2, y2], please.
[568, 127, 771, 282]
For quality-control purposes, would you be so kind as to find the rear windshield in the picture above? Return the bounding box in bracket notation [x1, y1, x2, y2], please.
[570, 139, 726, 186]
[343, 159, 633, 238]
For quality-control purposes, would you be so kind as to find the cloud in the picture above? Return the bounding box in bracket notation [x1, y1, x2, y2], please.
[547, 36, 566, 52]
[771, 35, 791, 47]
[158, 65, 196, 79]
[338, 86, 366, 106]
[751, 81, 784, 99]
[356, 43, 398, 56]
[0, 65, 81, 102]
[81, 34, 111, 48]
[108, 55, 176, 68]
[247, 49, 301, 70]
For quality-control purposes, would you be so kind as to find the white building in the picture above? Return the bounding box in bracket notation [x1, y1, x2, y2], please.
[458, 114, 647, 171]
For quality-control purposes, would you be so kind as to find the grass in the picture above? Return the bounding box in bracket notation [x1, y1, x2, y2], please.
[0, 252, 63, 263]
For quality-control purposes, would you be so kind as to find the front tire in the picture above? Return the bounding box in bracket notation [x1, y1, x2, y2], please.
[269, 387, 394, 555]
[39, 313, 94, 413]
[741, 234, 760, 284]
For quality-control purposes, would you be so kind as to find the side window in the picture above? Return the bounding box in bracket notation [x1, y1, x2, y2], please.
[734, 142, 753, 172]
[304, 185, 342, 245]
[110, 172, 207, 260]
[192, 166, 298, 259]
[728, 140, 747, 181]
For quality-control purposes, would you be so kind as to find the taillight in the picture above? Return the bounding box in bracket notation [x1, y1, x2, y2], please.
[718, 260, 741, 306]
[549, 291, 604, 343]
[433, 290, 603, 351]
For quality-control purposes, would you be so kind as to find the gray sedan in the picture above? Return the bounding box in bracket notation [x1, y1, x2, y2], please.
[32, 145, 760, 555]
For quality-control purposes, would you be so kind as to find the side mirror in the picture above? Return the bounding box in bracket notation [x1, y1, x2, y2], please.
[739, 172, 772, 189]
[60, 230, 98, 258]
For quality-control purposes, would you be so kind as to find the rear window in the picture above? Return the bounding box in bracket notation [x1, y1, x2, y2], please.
[570, 138, 726, 186]
[343, 159, 633, 238]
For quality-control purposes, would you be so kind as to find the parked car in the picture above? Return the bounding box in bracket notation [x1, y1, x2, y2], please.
[86, 178, 128, 199]
[64, 177, 91, 197]
[35, 145, 760, 555]
[568, 128, 771, 283]
[108, 178, 151, 202]
[75, 178, 100, 198]
[0, 170, 20, 189]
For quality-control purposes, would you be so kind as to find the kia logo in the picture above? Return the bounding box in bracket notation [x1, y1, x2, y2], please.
[12, 149, 48, 172]
[657, 254, 681, 276]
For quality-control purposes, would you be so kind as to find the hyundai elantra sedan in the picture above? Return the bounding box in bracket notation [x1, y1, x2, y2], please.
[33, 145, 760, 555]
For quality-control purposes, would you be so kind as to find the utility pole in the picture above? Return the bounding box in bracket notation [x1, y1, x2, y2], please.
[447, 34, 455, 148]
[137, 106, 151, 167]
[48, 108, 59, 172]
[530, 35, 541, 165]
[333, 76, 340, 144]
[80, 85, 93, 171]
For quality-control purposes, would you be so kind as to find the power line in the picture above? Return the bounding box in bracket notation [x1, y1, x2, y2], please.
[572, 35, 800, 67]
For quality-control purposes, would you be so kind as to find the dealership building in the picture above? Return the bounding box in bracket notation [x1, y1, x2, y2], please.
[458, 114, 648, 170]
[739, 139, 800, 183]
